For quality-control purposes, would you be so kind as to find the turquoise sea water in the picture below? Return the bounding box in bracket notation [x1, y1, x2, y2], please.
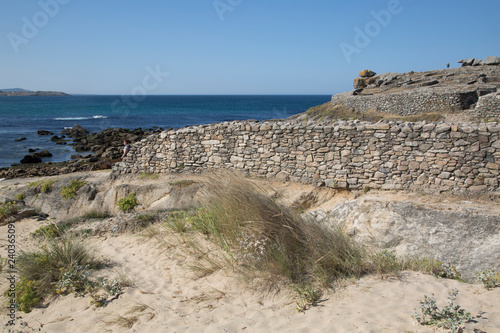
[0, 95, 330, 168]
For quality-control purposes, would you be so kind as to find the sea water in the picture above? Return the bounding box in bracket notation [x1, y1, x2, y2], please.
[0, 95, 330, 168]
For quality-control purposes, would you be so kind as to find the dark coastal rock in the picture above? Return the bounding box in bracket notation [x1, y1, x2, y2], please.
[20, 154, 42, 164]
[62, 124, 89, 138]
[37, 130, 54, 136]
[14, 137, 27, 142]
[28, 148, 38, 153]
[34, 150, 52, 158]
[50, 135, 62, 141]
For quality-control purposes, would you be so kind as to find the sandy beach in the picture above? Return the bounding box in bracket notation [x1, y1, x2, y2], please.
[1, 215, 499, 333]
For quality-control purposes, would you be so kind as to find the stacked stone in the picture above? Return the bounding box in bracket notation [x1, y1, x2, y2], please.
[112, 119, 500, 194]
[331, 88, 476, 116]
[473, 92, 500, 119]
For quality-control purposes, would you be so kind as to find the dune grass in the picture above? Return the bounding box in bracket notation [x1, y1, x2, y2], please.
[163, 172, 464, 299]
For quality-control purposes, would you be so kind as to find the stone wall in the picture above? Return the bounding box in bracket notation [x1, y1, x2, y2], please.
[473, 92, 500, 120]
[330, 87, 479, 116]
[112, 119, 500, 194]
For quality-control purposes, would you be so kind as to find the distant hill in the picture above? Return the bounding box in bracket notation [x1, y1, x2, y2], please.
[0, 88, 32, 92]
[0, 89, 69, 96]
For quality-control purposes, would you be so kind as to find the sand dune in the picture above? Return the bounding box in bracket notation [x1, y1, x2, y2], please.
[1, 218, 499, 333]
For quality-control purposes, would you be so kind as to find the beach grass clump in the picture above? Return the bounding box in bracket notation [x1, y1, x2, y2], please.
[117, 192, 139, 212]
[0, 201, 19, 224]
[164, 211, 189, 233]
[8, 236, 125, 312]
[60, 179, 87, 199]
[10, 237, 100, 312]
[191, 172, 368, 289]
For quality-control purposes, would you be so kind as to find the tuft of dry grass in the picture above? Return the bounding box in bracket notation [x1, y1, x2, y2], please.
[189, 171, 368, 290]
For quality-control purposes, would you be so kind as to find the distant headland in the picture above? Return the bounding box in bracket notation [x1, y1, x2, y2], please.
[0, 88, 69, 96]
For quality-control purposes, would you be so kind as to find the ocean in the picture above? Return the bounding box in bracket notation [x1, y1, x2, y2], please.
[0, 95, 330, 168]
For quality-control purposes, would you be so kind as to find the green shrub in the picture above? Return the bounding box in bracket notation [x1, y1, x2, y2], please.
[28, 179, 58, 193]
[413, 289, 472, 332]
[8, 277, 41, 313]
[476, 269, 500, 290]
[15, 193, 25, 201]
[31, 223, 71, 239]
[60, 179, 87, 199]
[117, 192, 139, 212]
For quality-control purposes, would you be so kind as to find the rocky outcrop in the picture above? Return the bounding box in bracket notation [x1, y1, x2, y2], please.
[305, 198, 500, 281]
[340, 63, 500, 116]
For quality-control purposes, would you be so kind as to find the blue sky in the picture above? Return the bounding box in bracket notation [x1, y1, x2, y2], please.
[0, 0, 499, 95]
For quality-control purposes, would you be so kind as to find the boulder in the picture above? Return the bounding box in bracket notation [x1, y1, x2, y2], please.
[481, 56, 500, 66]
[34, 150, 52, 158]
[14, 137, 26, 142]
[376, 72, 399, 86]
[20, 154, 42, 164]
[37, 130, 54, 136]
[359, 69, 376, 78]
[62, 124, 89, 138]
[458, 58, 475, 66]
[353, 77, 367, 89]
[472, 58, 482, 66]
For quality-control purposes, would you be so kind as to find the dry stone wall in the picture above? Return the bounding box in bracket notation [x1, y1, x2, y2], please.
[112, 119, 500, 194]
[330, 88, 478, 116]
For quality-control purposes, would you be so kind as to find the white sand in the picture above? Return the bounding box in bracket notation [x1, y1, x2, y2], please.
[1, 218, 499, 333]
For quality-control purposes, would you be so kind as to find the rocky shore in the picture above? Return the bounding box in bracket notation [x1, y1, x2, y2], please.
[0, 125, 162, 179]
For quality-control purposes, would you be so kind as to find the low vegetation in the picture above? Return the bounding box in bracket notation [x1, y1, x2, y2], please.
[117, 192, 139, 212]
[60, 179, 87, 199]
[6, 236, 126, 313]
[155, 173, 466, 311]
[28, 178, 58, 194]
[0, 201, 19, 224]
[413, 289, 472, 333]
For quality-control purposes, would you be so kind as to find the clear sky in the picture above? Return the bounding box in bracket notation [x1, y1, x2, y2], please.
[1, 0, 499, 95]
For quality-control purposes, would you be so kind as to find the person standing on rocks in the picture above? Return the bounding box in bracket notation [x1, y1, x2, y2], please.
[119, 140, 131, 160]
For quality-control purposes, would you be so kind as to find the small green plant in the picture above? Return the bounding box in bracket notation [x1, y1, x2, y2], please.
[60, 179, 87, 199]
[55, 264, 93, 295]
[31, 223, 71, 239]
[15, 192, 26, 201]
[7, 277, 41, 313]
[293, 283, 323, 312]
[90, 293, 108, 307]
[28, 179, 58, 193]
[0, 201, 18, 224]
[413, 289, 472, 333]
[476, 269, 500, 290]
[117, 192, 139, 212]
[41, 179, 58, 193]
